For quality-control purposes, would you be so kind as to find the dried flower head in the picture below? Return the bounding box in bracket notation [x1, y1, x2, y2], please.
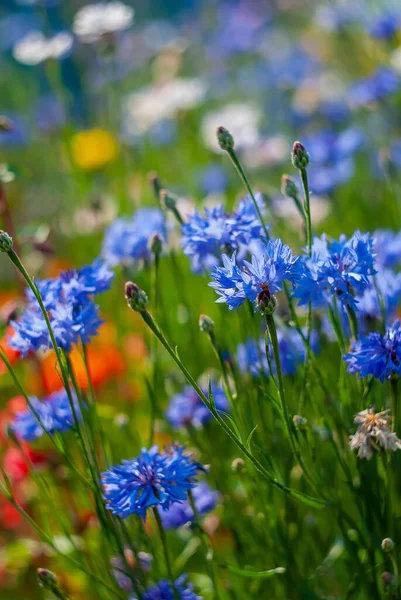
[349, 407, 401, 459]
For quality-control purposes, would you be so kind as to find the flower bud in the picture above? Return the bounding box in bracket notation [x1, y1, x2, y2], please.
[125, 281, 149, 312]
[381, 538, 395, 553]
[148, 171, 162, 199]
[256, 290, 276, 315]
[0, 230, 13, 253]
[291, 141, 309, 170]
[382, 571, 397, 593]
[148, 232, 163, 257]
[37, 568, 58, 591]
[216, 126, 234, 151]
[231, 457, 245, 472]
[281, 174, 298, 199]
[159, 189, 177, 211]
[293, 415, 308, 430]
[199, 314, 214, 334]
[0, 116, 13, 133]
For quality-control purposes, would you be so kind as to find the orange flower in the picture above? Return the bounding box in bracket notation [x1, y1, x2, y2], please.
[0, 327, 20, 375]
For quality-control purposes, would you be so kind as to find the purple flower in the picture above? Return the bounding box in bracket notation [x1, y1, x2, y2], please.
[369, 11, 401, 39]
[102, 208, 166, 267]
[294, 232, 376, 309]
[209, 239, 301, 311]
[160, 481, 219, 530]
[12, 390, 81, 441]
[343, 320, 401, 382]
[139, 574, 202, 600]
[166, 382, 229, 429]
[102, 446, 201, 520]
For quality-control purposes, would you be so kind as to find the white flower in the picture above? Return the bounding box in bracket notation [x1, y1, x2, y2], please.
[73, 2, 134, 43]
[201, 103, 262, 153]
[122, 78, 207, 136]
[350, 408, 401, 460]
[13, 31, 73, 65]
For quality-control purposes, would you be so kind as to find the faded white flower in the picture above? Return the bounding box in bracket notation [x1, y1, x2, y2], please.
[73, 2, 134, 43]
[13, 31, 73, 65]
[350, 408, 401, 460]
[201, 103, 262, 153]
[122, 78, 207, 137]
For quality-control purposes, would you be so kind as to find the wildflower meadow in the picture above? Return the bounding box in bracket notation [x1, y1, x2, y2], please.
[3, 1, 401, 598]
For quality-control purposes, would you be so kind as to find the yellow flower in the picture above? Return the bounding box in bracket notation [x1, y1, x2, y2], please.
[70, 128, 118, 171]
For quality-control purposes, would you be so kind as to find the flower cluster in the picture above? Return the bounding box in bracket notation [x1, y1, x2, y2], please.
[181, 194, 269, 273]
[11, 390, 81, 442]
[140, 575, 202, 600]
[295, 232, 376, 309]
[237, 328, 319, 378]
[102, 445, 201, 519]
[102, 208, 166, 267]
[166, 382, 229, 429]
[209, 239, 300, 312]
[343, 320, 401, 382]
[160, 481, 219, 530]
[350, 408, 401, 459]
[9, 259, 113, 356]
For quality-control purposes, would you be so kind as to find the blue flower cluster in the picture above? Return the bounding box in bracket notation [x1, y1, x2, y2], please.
[138, 574, 202, 600]
[373, 229, 401, 269]
[181, 194, 269, 273]
[160, 481, 219, 530]
[166, 382, 229, 429]
[237, 328, 319, 378]
[9, 259, 113, 356]
[343, 320, 401, 382]
[102, 207, 166, 267]
[12, 390, 81, 442]
[102, 445, 201, 520]
[295, 232, 376, 309]
[349, 68, 400, 107]
[209, 238, 300, 311]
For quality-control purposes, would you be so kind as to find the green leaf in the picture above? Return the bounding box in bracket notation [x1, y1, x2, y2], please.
[245, 425, 258, 452]
[220, 565, 286, 579]
[287, 488, 329, 509]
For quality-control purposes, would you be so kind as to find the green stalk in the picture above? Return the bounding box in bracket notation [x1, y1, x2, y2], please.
[152, 507, 180, 600]
[391, 377, 399, 433]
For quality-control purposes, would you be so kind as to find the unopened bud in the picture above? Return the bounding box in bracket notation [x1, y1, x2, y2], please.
[293, 415, 308, 430]
[0, 116, 13, 133]
[382, 571, 397, 593]
[231, 457, 245, 472]
[149, 171, 162, 199]
[216, 126, 234, 151]
[149, 233, 163, 257]
[159, 189, 177, 211]
[291, 141, 309, 170]
[381, 538, 395, 553]
[37, 568, 58, 591]
[199, 314, 214, 334]
[0, 230, 13, 253]
[281, 174, 298, 199]
[125, 281, 149, 312]
[256, 291, 276, 315]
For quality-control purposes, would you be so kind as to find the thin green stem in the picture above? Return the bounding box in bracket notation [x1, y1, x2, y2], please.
[299, 168, 312, 257]
[391, 377, 399, 433]
[152, 507, 180, 600]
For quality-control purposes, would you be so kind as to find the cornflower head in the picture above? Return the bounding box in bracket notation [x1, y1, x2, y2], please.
[8, 259, 113, 356]
[11, 390, 81, 442]
[294, 232, 376, 310]
[356, 269, 401, 326]
[102, 208, 166, 267]
[139, 575, 202, 600]
[373, 229, 401, 268]
[237, 327, 318, 378]
[165, 382, 229, 430]
[343, 320, 401, 382]
[209, 238, 301, 313]
[101, 445, 202, 519]
[160, 481, 219, 530]
[181, 194, 269, 273]
[350, 408, 401, 459]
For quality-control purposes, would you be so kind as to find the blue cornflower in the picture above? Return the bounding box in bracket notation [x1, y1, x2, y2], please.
[349, 68, 400, 107]
[199, 164, 228, 195]
[237, 328, 318, 378]
[160, 481, 219, 530]
[138, 575, 202, 600]
[102, 446, 201, 520]
[12, 390, 81, 442]
[209, 239, 300, 312]
[343, 320, 401, 382]
[102, 208, 166, 267]
[9, 259, 113, 356]
[294, 232, 376, 309]
[166, 382, 229, 429]
[373, 229, 401, 268]
[357, 269, 401, 324]
[369, 11, 401, 39]
[181, 194, 268, 273]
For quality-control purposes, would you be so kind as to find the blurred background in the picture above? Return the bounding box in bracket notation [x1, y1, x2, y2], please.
[2, 0, 401, 597]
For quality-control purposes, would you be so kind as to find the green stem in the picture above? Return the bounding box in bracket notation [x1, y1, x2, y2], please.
[299, 168, 312, 257]
[153, 507, 180, 600]
[226, 148, 270, 240]
[391, 377, 399, 433]
[346, 305, 359, 341]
